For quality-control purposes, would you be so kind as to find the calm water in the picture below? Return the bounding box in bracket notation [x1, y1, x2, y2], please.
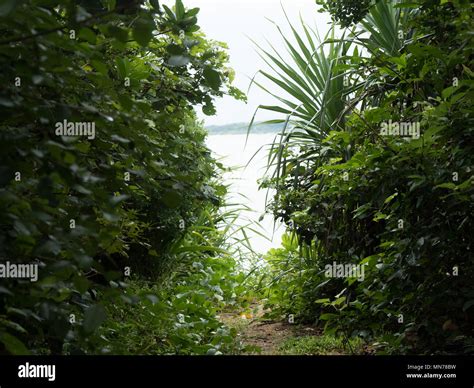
[207, 133, 283, 254]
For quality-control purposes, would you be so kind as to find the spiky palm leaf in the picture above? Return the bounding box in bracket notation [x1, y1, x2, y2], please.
[249, 14, 353, 184]
[250, 1, 415, 185]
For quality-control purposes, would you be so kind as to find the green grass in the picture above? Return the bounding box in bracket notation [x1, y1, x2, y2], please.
[278, 335, 365, 355]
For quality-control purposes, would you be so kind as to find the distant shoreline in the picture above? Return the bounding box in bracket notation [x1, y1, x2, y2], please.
[206, 122, 284, 135]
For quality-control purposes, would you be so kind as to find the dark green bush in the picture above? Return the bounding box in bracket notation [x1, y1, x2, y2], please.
[0, 0, 244, 354]
[262, 0, 474, 354]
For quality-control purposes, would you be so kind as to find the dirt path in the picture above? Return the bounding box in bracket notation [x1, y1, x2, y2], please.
[219, 304, 320, 354]
[219, 302, 373, 355]
[240, 320, 321, 354]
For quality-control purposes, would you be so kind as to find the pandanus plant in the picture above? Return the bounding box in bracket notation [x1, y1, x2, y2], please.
[249, 1, 412, 188]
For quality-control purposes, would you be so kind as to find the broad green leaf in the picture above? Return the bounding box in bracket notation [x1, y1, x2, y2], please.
[0, 0, 17, 17]
[150, 0, 160, 11]
[83, 305, 107, 334]
[175, 0, 185, 20]
[133, 18, 154, 47]
[0, 332, 30, 355]
[203, 67, 221, 91]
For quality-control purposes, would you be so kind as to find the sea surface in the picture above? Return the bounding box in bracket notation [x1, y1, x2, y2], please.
[206, 133, 283, 255]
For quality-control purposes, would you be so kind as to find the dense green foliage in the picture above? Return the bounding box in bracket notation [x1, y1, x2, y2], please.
[259, 233, 318, 318]
[279, 332, 365, 355]
[256, 0, 474, 354]
[316, 0, 374, 27]
[1, 0, 472, 357]
[98, 205, 252, 355]
[0, 0, 246, 354]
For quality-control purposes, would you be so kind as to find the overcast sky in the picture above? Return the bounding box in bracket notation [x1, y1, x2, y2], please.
[176, 0, 332, 125]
